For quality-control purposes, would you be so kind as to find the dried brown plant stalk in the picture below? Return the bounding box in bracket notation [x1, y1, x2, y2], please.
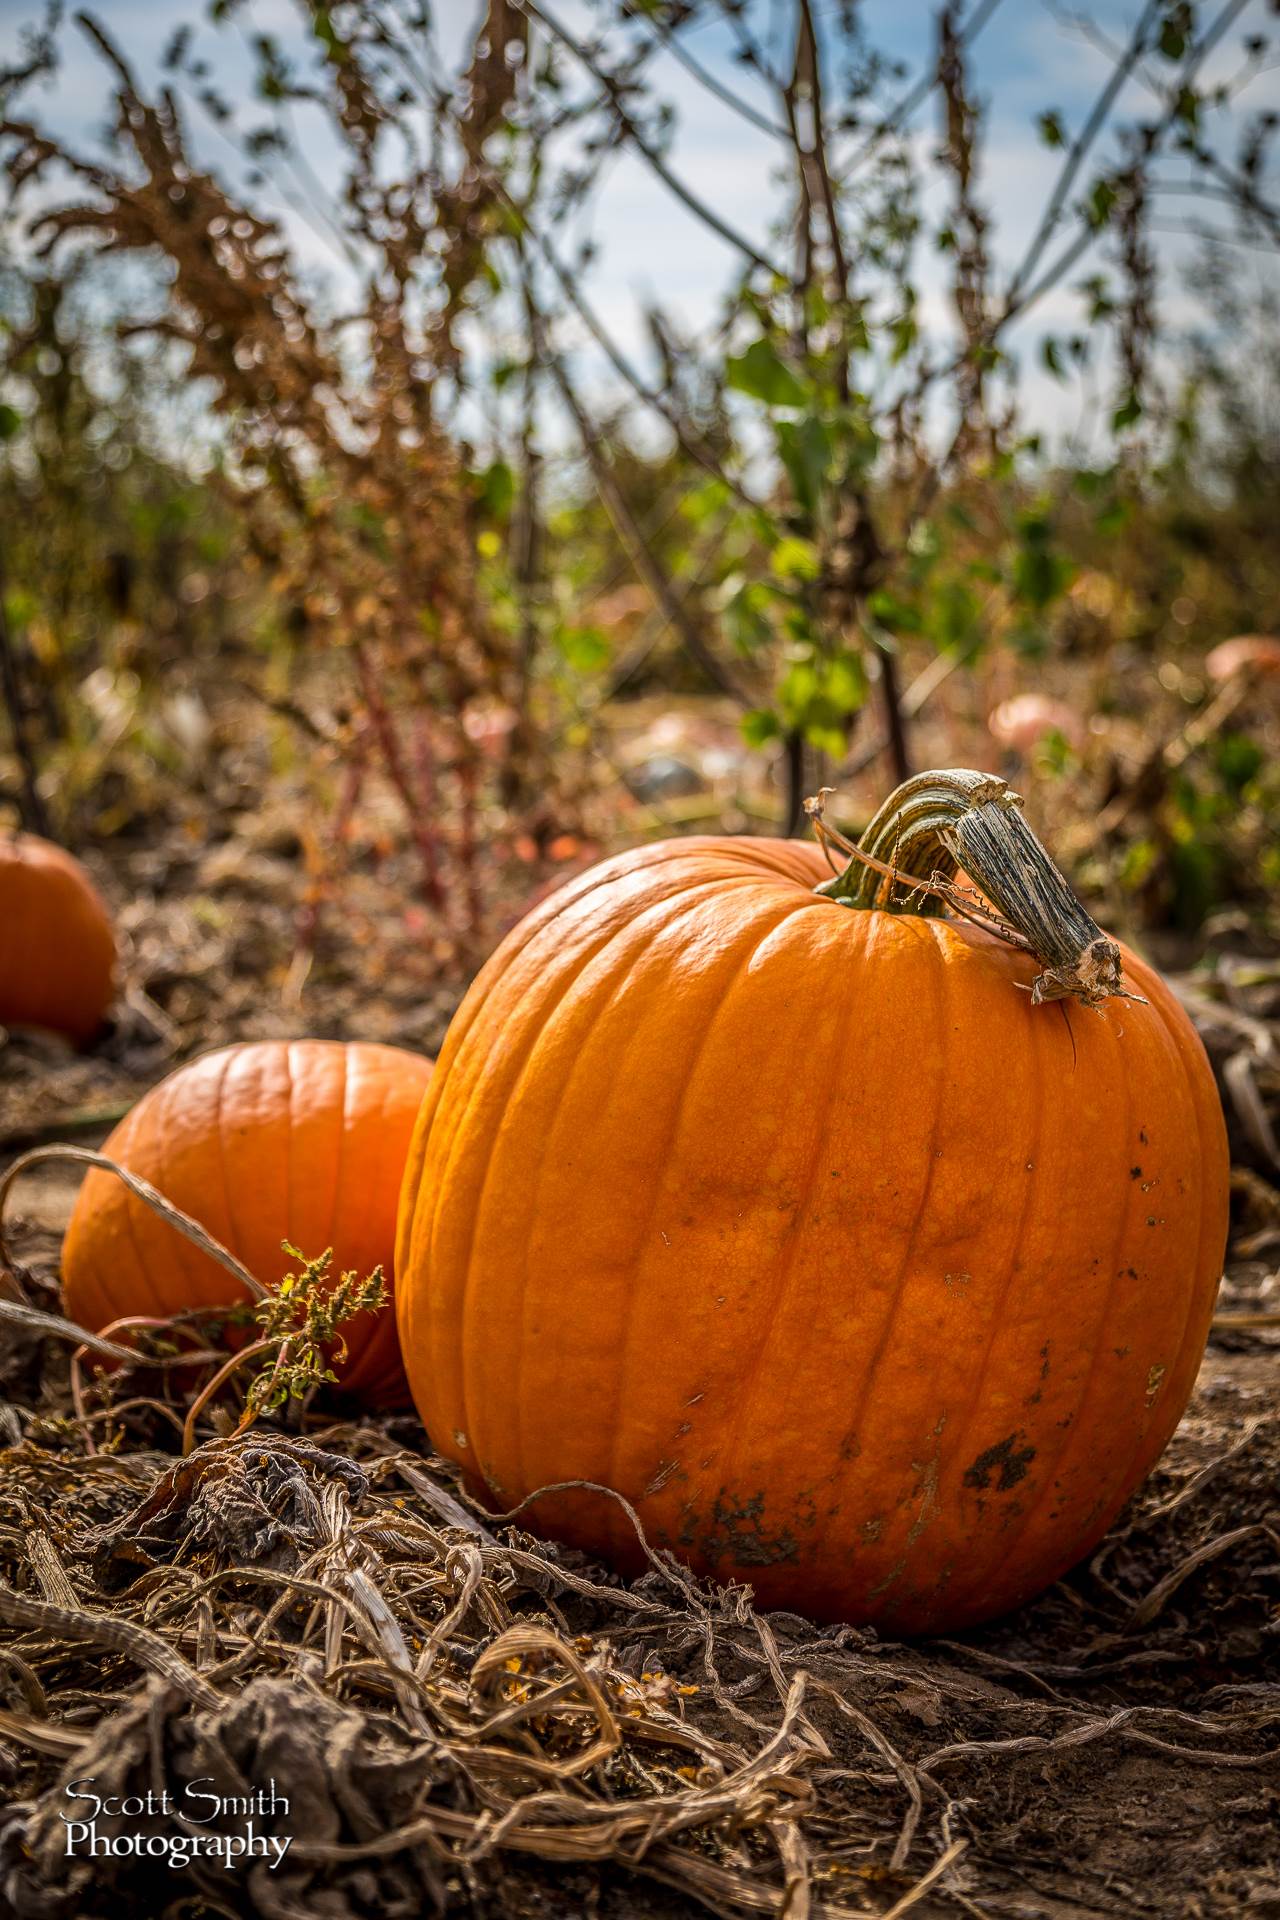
[3, 9, 527, 935]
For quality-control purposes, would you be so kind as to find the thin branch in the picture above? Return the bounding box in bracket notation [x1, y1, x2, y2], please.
[716, 0, 786, 92]
[603, 509, 734, 700]
[1007, 3, 1256, 325]
[501, 184, 758, 505]
[1146, 216, 1280, 252]
[837, 634, 982, 780]
[1181, 150, 1280, 243]
[422, 48, 758, 507]
[625, 5, 791, 142]
[842, 0, 1010, 175]
[877, 644, 911, 786]
[0, 1145, 266, 1301]
[510, 0, 788, 280]
[1006, 0, 1161, 308]
[513, 262, 543, 733]
[789, 0, 853, 320]
[525, 286, 750, 705]
[1068, 13, 1280, 246]
[889, 0, 1262, 425]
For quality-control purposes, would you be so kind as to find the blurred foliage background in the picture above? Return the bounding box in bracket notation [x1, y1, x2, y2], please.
[1, 0, 1278, 989]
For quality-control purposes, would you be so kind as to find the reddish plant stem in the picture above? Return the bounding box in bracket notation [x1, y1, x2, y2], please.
[294, 724, 369, 959]
[334, 735, 368, 840]
[352, 637, 446, 911]
[456, 752, 482, 935]
[71, 1313, 226, 1456]
[181, 1335, 278, 1457]
[411, 710, 440, 825]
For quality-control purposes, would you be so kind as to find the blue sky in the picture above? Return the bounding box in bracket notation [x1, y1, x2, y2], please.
[2, 0, 1277, 450]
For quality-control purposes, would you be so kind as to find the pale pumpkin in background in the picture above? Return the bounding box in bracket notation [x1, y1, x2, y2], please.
[396, 817, 1228, 1633]
[64, 1038, 432, 1404]
[0, 831, 115, 1044]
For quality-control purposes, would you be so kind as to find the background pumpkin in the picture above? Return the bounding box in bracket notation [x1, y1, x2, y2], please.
[64, 1038, 432, 1404]
[396, 829, 1229, 1632]
[0, 831, 115, 1044]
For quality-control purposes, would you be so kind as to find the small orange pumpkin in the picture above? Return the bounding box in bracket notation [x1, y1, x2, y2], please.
[396, 775, 1228, 1631]
[0, 831, 115, 1044]
[64, 1039, 432, 1404]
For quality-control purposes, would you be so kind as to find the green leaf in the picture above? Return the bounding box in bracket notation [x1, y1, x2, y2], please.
[725, 338, 809, 409]
[1213, 732, 1263, 793]
[1158, 11, 1190, 61]
[741, 707, 781, 747]
[1012, 524, 1073, 610]
[1087, 178, 1118, 229]
[312, 9, 341, 56]
[770, 536, 821, 583]
[775, 416, 831, 515]
[889, 312, 918, 363]
[1112, 393, 1143, 433]
[724, 580, 776, 656]
[825, 650, 868, 714]
[781, 604, 814, 647]
[1010, 509, 1075, 612]
[1035, 728, 1075, 776]
[803, 727, 840, 757]
[828, 404, 879, 474]
[1041, 336, 1065, 380]
[778, 661, 818, 728]
[867, 589, 923, 635]
[775, 653, 866, 745]
[478, 459, 515, 520]
[1121, 838, 1158, 888]
[1094, 498, 1131, 537]
[1038, 110, 1065, 148]
[5, 587, 37, 630]
[682, 478, 731, 525]
[0, 403, 20, 442]
[929, 580, 981, 655]
[1072, 466, 1112, 500]
[557, 625, 610, 673]
[845, 307, 871, 355]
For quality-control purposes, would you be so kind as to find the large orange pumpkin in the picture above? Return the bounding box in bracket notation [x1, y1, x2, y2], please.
[64, 1039, 432, 1404]
[396, 783, 1228, 1631]
[0, 831, 115, 1044]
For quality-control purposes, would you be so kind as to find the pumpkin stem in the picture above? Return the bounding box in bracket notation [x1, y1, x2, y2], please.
[807, 770, 1141, 1009]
